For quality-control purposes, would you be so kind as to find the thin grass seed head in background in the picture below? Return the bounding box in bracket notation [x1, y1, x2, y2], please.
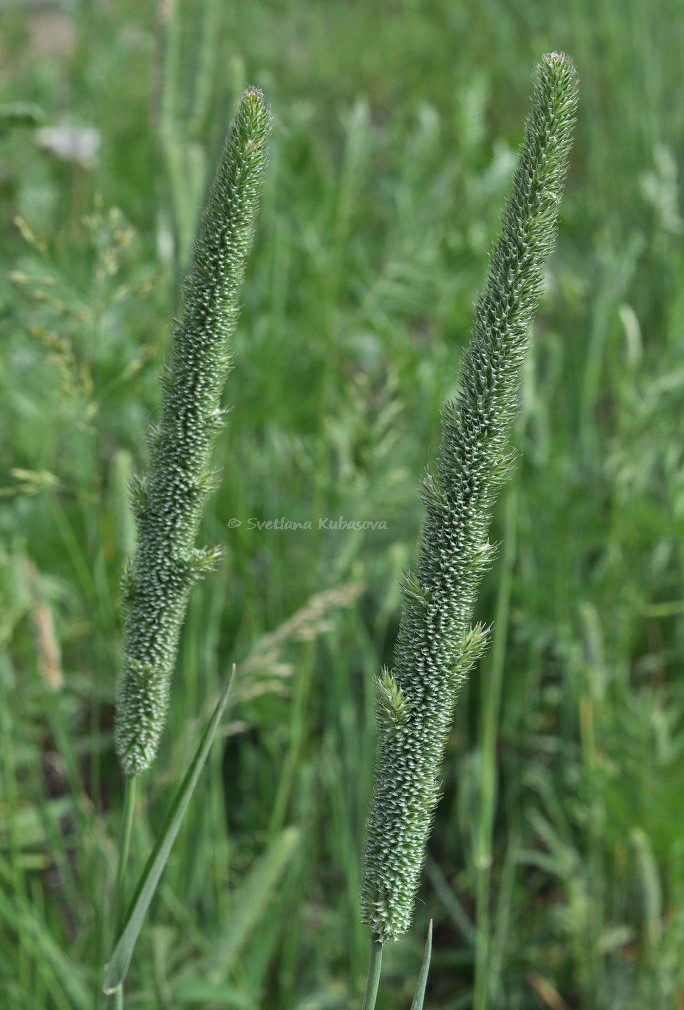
[115, 88, 271, 777]
[361, 53, 579, 943]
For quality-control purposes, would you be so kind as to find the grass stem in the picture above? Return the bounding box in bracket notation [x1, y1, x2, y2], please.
[109, 775, 137, 1006]
[113, 776, 137, 936]
[361, 935, 383, 1010]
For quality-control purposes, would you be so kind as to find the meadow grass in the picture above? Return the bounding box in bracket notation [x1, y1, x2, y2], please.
[1, 1, 683, 1007]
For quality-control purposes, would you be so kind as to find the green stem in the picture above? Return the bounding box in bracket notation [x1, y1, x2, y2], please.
[361, 935, 383, 1010]
[109, 775, 137, 1006]
[113, 776, 137, 935]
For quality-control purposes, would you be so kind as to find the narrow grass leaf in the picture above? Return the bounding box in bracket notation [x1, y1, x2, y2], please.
[103, 666, 236, 994]
[425, 856, 474, 945]
[410, 920, 433, 1010]
[211, 825, 299, 972]
[174, 979, 256, 1008]
[0, 883, 90, 1009]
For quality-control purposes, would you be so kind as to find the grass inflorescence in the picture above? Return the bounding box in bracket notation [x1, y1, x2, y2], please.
[362, 53, 579, 944]
[115, 88, 271, 777]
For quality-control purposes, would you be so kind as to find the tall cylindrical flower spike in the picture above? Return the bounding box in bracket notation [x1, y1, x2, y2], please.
[361, 53, 578, 943]
[115, 88, 271, 777]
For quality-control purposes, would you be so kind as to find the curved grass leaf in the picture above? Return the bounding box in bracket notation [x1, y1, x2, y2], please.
[103, 666, 236, 994]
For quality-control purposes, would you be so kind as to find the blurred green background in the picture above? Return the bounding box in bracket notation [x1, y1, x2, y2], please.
[1, 0, 683, 1007]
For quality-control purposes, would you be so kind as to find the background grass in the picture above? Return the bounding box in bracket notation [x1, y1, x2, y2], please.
[1, 0, 684, 1007]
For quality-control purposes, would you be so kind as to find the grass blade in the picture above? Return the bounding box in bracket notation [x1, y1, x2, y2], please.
[103, 666, 236, 994]
[0, 881, 91, 1009]
[410, 920, 433, 1010]
[212, 825, 299, 972]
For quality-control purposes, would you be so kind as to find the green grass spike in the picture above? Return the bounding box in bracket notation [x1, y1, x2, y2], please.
[115, 88, 271, 776]
[361, 53, 578, 942]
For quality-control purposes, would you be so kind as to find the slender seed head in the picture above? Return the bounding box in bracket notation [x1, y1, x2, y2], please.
[115, 88, 271, 776]
[361, 53, 578, 942]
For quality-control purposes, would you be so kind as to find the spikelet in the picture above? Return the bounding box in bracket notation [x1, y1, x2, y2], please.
[361, 53, 578, 942]
[115, 88, 271, 776]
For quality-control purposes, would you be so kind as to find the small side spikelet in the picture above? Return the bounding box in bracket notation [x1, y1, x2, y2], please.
[128, 474, 150, 520]
[361, 53, 578, 942]
[115, 88, 271, 776]
[376, 669, 412, 734]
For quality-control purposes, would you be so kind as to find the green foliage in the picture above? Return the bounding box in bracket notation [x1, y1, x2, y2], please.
[115, 89, 271, 776]
[2, 2, 684, 1007]
[361, 53, 578, 944]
